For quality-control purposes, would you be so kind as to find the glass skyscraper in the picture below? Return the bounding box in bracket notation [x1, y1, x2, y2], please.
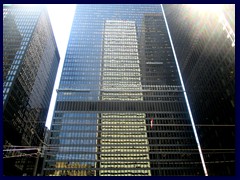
[3, 5, 59, 175]
[42, 4, 206, 176]
[163, 4, 235, 175]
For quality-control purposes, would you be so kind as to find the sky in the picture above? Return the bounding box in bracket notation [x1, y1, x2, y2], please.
[45, 4, 76, 129]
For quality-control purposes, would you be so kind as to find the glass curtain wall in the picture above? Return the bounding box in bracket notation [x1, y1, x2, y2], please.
[42, 4, 205, 176]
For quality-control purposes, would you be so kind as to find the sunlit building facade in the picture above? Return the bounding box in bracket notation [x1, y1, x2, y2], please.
[99, 20, 151, 176]
[163, 4, 235, 175]
[3, 5, 59, 175]
[42, 4, 206, 176]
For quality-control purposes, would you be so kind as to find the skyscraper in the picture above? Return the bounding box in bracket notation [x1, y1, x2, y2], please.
[42, 4, 206, 176]
[3, 5, 60, 175]
[163, 4, 235, 175]
[99, 20, 151, 176]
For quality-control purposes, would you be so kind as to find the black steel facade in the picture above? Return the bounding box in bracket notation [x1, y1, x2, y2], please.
[3, 5, 60, 175]
[163, 4, 235, 175]
[42, 4, 205, 176]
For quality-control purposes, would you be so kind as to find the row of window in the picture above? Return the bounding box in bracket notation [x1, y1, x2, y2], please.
[54, 113, 187, 120]
[56, 93, 184, 101]
[55, 101, 186, 112]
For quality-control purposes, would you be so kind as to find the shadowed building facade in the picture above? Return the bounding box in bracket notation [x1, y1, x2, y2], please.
[3, 5, 59, 175]
[42, 4, 206, 176]
[163, 4, 235, 175]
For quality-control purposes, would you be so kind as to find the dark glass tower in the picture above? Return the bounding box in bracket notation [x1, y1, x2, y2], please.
[3, 5, 60, 175]
[163, 4, 235, 175]
[42, 4, 206, 176]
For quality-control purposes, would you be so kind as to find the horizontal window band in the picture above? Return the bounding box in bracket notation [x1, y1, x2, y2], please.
[57, 89, 184, 93]
[44, 158, 202, 163]
[43, 167, 200, 171]
[55, 101, 187, 112]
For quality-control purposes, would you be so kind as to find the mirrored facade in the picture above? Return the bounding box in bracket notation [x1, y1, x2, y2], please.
[99, 20, 151, 176]
[42, 4, 205, 176]
[163, 4, 235, 175]
[3, 5, 59, 175]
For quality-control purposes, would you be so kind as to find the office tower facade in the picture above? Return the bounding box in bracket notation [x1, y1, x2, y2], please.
[3, 5, 60, 175]
[99, 20, 151, 176]
[42, 4, 206, 176]
[163, 4, 235, 175]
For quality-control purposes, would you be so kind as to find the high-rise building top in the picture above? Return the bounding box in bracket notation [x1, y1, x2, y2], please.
[3, 4, 60, 176]
[42, 4, 205, 176]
